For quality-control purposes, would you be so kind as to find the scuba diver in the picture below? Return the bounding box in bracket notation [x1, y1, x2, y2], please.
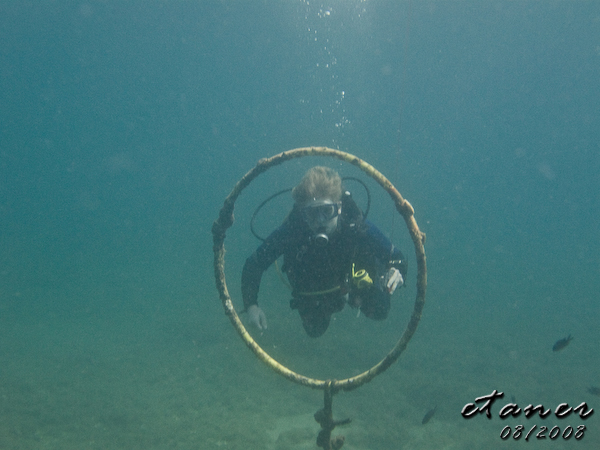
[242, 166, 408, 338]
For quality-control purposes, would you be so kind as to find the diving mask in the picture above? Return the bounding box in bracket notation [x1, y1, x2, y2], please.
[301, 199, 341, 246]
[301, 200, 341, 225]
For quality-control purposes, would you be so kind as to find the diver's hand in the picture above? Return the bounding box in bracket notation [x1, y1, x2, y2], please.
[247, 305, 268, 330]
[382, 268, 404, 294]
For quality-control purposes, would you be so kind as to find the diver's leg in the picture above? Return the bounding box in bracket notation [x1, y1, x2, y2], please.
[298, 307, 331, 337]
[296, 295, 345, 337]
[356, 286, 390, 320]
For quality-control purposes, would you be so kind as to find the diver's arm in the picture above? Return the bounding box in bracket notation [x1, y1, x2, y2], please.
[241, 249, 276, 331]
[382, 267, 403, 294]
[363, 220, 408, 282]
[246, 304, 268, 330]
[241, 252, 266, 310]
[242, 225, 291, 331]
[241, 221, 291, 310]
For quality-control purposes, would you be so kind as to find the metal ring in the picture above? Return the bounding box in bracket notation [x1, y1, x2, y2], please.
[212, 147, 427, 393]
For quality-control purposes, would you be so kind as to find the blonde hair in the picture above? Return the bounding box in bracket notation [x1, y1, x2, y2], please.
[292, 166, 342, 205]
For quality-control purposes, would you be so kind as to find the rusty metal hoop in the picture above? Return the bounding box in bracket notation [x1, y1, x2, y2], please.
[212, 147, 426, 393]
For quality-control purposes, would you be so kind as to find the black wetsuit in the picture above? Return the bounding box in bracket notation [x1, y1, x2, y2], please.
[242, 198, 407, 337]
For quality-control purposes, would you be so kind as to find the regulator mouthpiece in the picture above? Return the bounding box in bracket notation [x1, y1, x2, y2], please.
[313, 233, 329, 247]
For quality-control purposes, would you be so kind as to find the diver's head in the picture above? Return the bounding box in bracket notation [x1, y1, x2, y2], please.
[301, 199, 341, 245]
[292, 166, 342, 245]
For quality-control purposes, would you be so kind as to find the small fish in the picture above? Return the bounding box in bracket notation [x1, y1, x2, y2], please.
[422, 406, 437, 425]
[587, 386, 600, 396]
[552, 334, 573, 352]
